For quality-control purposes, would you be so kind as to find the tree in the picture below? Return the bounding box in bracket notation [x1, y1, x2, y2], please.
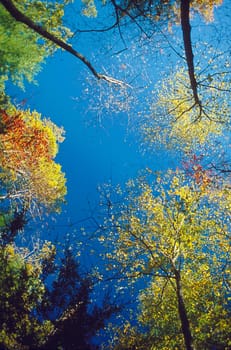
[98, 166, 231, 349]
[0, 229, 120, 350]
[123, 0, 230, 152]
[0, 0, 71, 91]
[100, 0, 224, 102]
[39, 249, 121, 350]
[0, 243, 54, 350]
[0, 107, 66, 213]
[112, 268, 231, 349]
[141, 67, 230, 152]
[113, 0, 222, 22]
[74, 0, 230, 153]
[0, 0, 126, 87]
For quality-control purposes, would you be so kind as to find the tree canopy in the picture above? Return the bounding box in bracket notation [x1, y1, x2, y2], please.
[0, 0, 230, 349]
[99, 165, 231, 349]
[0, 0, 71, 91]
[0, 107, 66, 213]
[0, 243, 54, 350]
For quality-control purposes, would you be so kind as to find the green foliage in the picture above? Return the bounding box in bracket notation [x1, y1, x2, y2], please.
[1, 1, 230, 349]
[0, 0, 71, 90]
[0, 210, 27, 245]
[0, 239, 120, 350]
[0, 4, 46, 89]
[0, 244, 54, 350]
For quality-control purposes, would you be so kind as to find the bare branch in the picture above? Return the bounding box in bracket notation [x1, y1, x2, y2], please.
[110, 0, 150, 38]
[198, 83, 231, 93]
[159, 29, 186, 61]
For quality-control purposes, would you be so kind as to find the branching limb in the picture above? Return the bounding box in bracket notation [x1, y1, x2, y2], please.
[0, 0, 128, 86]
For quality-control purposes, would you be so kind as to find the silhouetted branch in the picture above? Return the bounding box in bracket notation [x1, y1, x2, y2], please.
[0, 0, 129, 87]
[210, 163, 231, 174]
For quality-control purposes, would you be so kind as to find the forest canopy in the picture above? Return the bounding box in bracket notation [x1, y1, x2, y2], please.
[0, 0, 230, 349]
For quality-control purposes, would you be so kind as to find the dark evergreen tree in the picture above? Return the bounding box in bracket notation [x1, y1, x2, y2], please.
[40, 249, 120, 350]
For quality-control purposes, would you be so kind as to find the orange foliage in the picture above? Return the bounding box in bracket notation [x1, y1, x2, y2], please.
[0, 108, 66, 210]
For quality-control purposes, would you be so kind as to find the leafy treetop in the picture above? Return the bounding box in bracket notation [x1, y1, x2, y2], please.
[99, 165, 231, 349]
[0, 0, 71, 90]
[0, 243, 54, 350]
[0, 108, 66, 212]
[141, 68, 230, 152]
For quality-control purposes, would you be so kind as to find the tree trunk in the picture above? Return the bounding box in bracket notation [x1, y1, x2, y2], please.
[180, 0, 201, 107]
[175, 270, 194, 350]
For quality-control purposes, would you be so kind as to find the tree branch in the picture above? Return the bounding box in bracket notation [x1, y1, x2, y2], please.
[0, 0, 128, 87]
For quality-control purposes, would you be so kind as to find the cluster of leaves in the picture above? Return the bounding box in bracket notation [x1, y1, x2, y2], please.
[1, 0, 231, 349]
[40, 249, 120, 350]
[79, 0, 230, 154]
[0, 3, 122, 347]
[82, 0, 98, 17]
[0, 243, 54, 350]
[85, 0, 231, 346]
[0, 107, 66, 212]
[0, 239, 119, 350]
[0, 0, 72, 91]
[99, 165, 231, 349]
[141, 67, 230, 152]
[108, 0, 222, 23]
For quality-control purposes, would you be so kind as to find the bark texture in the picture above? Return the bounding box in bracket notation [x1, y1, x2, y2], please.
[180, 0, 201, 106]
[175, 270, 194, 350]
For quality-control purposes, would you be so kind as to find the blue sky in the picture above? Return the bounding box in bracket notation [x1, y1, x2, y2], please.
[2, 3, 230, 348]
[9, 49, 176, 238]
[7, 0, 230, 265]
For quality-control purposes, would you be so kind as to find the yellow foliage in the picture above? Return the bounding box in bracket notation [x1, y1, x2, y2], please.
[101, 167, 231, 347]
[142, 68, 230, 152]
[81, 0, 97, 17]
[191, 0, 223, 22]
[171, 0, 223, 24]
[31, 157, 66, 208]
[0, 108, 66, 210]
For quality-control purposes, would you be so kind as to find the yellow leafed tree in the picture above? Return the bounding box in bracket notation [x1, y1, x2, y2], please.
[141, 68, 230, 152]
[100, 166, 231, 349]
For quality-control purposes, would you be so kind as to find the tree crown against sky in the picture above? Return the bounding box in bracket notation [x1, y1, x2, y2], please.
[0, 0, 72, 91]
[0, 107, 66, 214]
[73, 0, 230, 153]
[0, 0, 230, 349]
[98, 165, 231, 349]
[0, 238, 119, 350]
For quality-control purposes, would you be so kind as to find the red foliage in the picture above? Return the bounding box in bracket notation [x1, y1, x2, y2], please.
[182, 154, 212, 187]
